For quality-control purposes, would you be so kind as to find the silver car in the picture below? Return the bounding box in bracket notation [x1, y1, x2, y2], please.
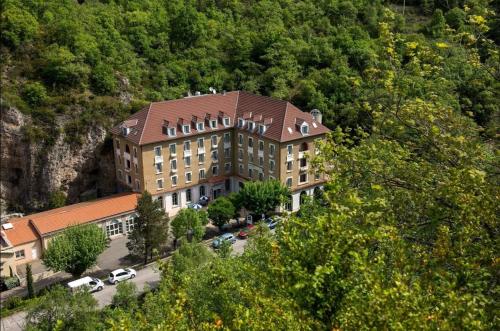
[108, 268, 137, 284]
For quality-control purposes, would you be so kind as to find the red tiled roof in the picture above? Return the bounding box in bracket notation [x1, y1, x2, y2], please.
[3, 193, 140, 246]
[111, 91, 330, 145]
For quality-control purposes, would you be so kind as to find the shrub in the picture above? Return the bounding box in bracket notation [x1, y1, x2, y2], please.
[22, 82, 47, 107]
[3, 276, 20, 290]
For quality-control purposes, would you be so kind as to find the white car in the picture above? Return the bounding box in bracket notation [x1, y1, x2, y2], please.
[188, 203, 203, 210]
[108, 268, 137, 284]
[67, 276, 104, 293]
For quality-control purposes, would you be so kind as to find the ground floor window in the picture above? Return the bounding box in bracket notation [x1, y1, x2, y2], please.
[285, 194, 292, 211]
[172, 193, 179, 206]
[200, 185, 206, 196]
[225, 179, 231, 191]
[157, 196, 163, 209]
[106, 220, 123, 237]
[300, 191, 308, 205]
[125, 217, 136, 233]
[186, 189, 192, 202]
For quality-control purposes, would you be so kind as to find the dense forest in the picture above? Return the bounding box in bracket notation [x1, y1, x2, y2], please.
[2, 0, 499, 330]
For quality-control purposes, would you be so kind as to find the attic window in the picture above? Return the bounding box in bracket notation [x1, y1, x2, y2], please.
[301, 123, 309, 135]
[197, 122, 205, 131]
[258, 124, 266, 135]
[2, 223, 13, 230]
[122, 127, 130, 136]
[182, 125, 191, 134]
[210, 119, 217, 129]
[223, 117, 230, 127]
[168, 127, 176, 137]
[238, 118, 245, 128]
[248, 121, 255, 131]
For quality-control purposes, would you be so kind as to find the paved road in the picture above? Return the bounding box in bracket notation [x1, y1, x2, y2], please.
[1, 236, 250, 331]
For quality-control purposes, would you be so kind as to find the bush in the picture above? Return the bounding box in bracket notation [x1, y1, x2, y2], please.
[22, 82, 47, 107]
[91, 63, 117, 95]
[3, 276, 20, 290]
[112, 281, 138, 311]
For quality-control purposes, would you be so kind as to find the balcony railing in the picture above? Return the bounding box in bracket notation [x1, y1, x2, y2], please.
[184, 150, 192, 157]
[286, 154, 294, 162]
[197, 147, 205, 155]
[224, 142, 231, 148]
[154, 155, 163, 164]
[298, 151, 308, 159]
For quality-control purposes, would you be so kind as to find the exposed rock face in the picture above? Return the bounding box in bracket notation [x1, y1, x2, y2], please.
[1, 106, 117, 214]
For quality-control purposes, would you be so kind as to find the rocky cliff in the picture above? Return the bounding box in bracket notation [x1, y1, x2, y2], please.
[1, 106, 117, 214]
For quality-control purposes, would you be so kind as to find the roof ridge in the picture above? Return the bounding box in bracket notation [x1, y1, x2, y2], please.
[280, 102, 290, 141]
[139, 103, 153, 145]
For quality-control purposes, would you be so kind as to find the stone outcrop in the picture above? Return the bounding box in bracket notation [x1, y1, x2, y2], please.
[0, 106, 117, 214]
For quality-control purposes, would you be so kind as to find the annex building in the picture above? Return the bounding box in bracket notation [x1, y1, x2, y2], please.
[111, 91, 330, 216]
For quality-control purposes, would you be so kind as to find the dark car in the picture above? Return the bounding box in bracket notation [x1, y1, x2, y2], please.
[264, 217, 281, 230]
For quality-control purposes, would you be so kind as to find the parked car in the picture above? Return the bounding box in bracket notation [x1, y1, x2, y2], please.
[67, 276, 104, 292]
[199, 196, 210, 206]
[238, 224, 255, 239]
[188, 203, 203, 210]
[264, 217, 281, 230]
[212, 233, 236, 248]
[108, 268, 137, 284]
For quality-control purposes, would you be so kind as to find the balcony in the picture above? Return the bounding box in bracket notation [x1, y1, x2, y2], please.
[197, 147, 205, 155]
[248, 147, 254, 154]
[184, 150, 192, 157]
[258, 150, 264, 157]
[224, 142, 231, 148]
[286, 154, 293, 162]
[154, 155, 163, 164]
[299, 165, 308, 172]
[171, 168, 178, 173]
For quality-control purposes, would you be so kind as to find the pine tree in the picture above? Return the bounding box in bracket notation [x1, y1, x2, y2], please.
[26, 264, 34, 299]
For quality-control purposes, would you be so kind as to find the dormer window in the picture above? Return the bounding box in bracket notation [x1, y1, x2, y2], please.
[238, 118, 245, 128]
[182, 125, 191, 134]
[247, 121, 255, 131]
[223, 117, 230, 127]
[168, 127, 176, 137]
[258, 124, 266, 135]
[210, 119, 217, 129]
[300, 123, 309, 135]
[196, 122, 205, 131]
[121, 127, 130, 136]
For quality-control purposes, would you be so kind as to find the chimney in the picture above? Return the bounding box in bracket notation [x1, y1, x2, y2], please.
[310, 109, 322, 124]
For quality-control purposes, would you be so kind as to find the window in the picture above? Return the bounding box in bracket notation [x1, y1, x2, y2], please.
[258, 124, 266, 135]
[198, 138, 204, 148]
[224, 148, 231, 158]
[223, 117, 230, 127]
[197, 122, 205, 131]
[134, 163, 138, 174]
[135, 180, 140, 190]
[299, 142, 309, 152]
[199, 153, 205, 163]
[224, 132, 231, 143]
[286, 177, 292, 187]
[248, 121, 255, 131]
[172, 193, 179, 206]
[249, 153, 254, 163]
[200, 185, 206, 196]
[185, 172, 192, 183]
[154, 146, 162, 156]
[287, 161, 293, 171]
[248, 168, 253, 178]
[199, 169, 206, 179]
[133, 147, 137, 158]
[106, 220, 123, 237]
[238, 118, 245, 127]
[157, 178, 164, 189]
[186, 189, 192, 202]
[155, 163, 163, 174]
[170, 159, 177, 170]
[115, 139, 121, 151]
[269, 160, 275, 172]
[259, 140, 264, 151]
[184, 141, 191, 151]
[287, 144, 293, 155]
[211, 135, 218, 147]
[239, 164, 244, 174]
[248, 137, 253, 148]
[157, 197, 163, 209]
[126, 159, 131, 170]
[238, 149, 243, 161]
[259, 172, 264, 181]
[299, 173, 308, 183]
[225, 162, 231, 173]
[238, 134, 243, 146]
[118, 155, 121, 165]
[315, 173, 320, 180]
[182, 124, 190, 134]
[171, 175, 178, 186]
[210, 119, 217, 129]
[259, 156, 264, 166]
[125, 144, 130, 154]
[118, 170, 123, 180]
[125, 217, 135, 233]
[168, 127, 176, 137]
[169, 143, 176, 156]
[225, 179, 231, 191]
[301, 123, 309, 135]
[212, 165, 219, 176]
[211, 150, 218, 161]
[127, 175, 132, 185]
[15, 250, 25, 259]
[185, 156, 191, 167]
[270, 144, 275, 157]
